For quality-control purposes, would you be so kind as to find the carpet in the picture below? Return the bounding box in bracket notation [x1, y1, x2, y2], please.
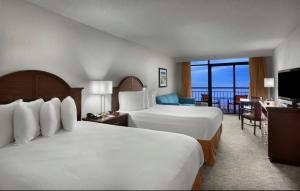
[200, 114, 300, 190]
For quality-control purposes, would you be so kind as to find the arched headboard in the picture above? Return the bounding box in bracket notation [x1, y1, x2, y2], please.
[111, 76, 144, 111]
[0, 70, 83, 120]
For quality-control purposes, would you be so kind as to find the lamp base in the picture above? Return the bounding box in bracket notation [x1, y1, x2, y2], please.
[265, 97, 273, 101]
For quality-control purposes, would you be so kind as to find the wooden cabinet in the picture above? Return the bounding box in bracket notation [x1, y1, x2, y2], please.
[261, 102, 300, 166]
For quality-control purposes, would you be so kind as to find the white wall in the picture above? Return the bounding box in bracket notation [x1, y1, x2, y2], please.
[0, 0, 176, 116]
[273, 24, 300, 99]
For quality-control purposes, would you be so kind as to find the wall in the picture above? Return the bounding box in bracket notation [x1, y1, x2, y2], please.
[273, 24, 300, 100]
[0, 0, 176, 116]
[176, 63, 183, 96]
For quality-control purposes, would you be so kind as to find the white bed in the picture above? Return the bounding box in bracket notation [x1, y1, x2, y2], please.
[0, 121, 203, 190]
[114, 76, 223, 165]
[120, 104, 223, 140]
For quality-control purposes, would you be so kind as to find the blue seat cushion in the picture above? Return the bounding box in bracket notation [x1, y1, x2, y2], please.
[166, 93, 179, 104]
[157, 95, 169, 104]
[156, 93, 195, 106]
[179, 104, 195, 106]
[156, 93, 179, 104]
[179, 97, 196, 105]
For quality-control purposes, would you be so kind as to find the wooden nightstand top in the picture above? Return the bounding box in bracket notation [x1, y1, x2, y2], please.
[82, 112, 128, 126]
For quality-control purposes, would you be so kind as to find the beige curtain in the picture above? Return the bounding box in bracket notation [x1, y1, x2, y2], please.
[249, 57, 267, 99]
[181, 62, 192, 98]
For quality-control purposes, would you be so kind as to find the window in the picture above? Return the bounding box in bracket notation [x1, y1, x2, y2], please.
[210, 58, 249, 64]
[191, 65, 208, 101]
[191, 58, 249, 113]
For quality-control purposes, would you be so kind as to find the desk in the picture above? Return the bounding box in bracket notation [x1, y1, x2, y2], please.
[259, 101, 279, 118]
[259, 101, 300, 166]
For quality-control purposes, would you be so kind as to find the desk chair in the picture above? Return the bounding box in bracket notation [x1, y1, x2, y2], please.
[241, 101, 262, 136]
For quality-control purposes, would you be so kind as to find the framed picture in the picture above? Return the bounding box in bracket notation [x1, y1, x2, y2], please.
[159, 68, 167, 88]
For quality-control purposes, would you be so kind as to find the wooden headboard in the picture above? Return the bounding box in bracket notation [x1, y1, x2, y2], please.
[111, 76, 144, 111]
[0, 70, 83, 120]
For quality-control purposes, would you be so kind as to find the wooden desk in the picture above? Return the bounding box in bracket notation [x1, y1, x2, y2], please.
[259, 101, 300, 166]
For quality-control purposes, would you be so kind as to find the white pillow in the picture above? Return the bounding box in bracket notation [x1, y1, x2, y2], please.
[50, 97, 62, 131]
[22, 99, 44, 138]
[119, 91, 145, 111]
[40, 101, 57, 137]
[0, 100, 22, 147]
[13, 103, 37, 144]
[61, 96, 77, 131]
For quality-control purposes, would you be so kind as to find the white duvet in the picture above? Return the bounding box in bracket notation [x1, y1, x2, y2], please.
[121, 105, 223, 140]
[0, 121, 203, 190]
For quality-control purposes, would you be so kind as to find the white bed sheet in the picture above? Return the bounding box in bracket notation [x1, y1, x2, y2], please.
[0, 121, 203, 190]
[120, 105, 223, 140]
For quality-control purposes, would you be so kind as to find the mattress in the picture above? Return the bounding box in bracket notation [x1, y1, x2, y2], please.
[120, 105, 223, 140]
[0, 121, 203, 190]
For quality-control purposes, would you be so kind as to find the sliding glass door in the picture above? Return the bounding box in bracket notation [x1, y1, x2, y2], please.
[191, 58, 249, 113]
[191, 64, 208, 102]
[235, 65, 250, 95]
[211, 65, 234, 109]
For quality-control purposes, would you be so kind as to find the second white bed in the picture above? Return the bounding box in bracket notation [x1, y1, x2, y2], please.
[120, 104, 223, 140]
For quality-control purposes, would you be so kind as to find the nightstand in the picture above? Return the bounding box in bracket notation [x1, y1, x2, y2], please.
[82, 112, 128, 127]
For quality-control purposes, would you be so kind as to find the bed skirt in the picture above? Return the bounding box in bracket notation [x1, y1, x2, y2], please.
[197, 124, 222, 166]
[192, 170, 202, 191]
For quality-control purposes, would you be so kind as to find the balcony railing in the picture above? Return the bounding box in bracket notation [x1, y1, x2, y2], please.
[192, 87, 249, 112]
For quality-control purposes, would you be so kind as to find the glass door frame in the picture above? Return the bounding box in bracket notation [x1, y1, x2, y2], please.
[191, 60, 249, 114]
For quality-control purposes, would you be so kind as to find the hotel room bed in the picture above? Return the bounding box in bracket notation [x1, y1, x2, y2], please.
[120, 104, 223, 166]
[121, 104, 223, 140]
[0, 121, 203, 190]
[0, 71, 203, 190]
[113, 76, 223, 165]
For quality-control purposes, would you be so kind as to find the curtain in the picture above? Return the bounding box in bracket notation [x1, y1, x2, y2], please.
[249, 57, 267, 99]
[181, 62, 192, 98]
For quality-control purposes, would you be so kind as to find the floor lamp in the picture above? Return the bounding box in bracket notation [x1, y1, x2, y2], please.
[90, 81, 113, 115]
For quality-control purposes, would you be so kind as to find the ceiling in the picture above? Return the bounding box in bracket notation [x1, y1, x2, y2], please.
[28, 0, 300, 60]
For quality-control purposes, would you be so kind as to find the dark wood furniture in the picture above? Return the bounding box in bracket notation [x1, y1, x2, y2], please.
[0, 70, 83, 120]
[82, 112, 128, 127]
[111, 76, 144, 112]
[228, 95, 248, 116]
[239, 96, 261, 119]
[239, 98, 251, 119]
[260, 101, 300, 166]
[241, 100, 263, 135]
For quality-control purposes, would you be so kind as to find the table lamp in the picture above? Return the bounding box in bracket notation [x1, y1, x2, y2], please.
[264, 78, 274, 101]
[90, 81, 113, 115]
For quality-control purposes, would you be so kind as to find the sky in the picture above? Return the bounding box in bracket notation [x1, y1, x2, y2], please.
[191, 58, 249, 88]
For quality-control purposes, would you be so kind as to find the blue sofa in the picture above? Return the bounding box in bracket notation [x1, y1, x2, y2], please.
[156, 93, 195, 106]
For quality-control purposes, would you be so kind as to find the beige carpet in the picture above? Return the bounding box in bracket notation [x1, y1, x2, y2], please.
[200, 114, 300, 190]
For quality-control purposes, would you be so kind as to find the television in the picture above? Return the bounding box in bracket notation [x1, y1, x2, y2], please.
[278, 67, 300, 107]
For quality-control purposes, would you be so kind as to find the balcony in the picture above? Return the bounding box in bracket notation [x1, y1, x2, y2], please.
[192, 87, 249, 113]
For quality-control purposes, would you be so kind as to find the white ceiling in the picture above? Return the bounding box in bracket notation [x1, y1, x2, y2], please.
[28, 0, 300, 60]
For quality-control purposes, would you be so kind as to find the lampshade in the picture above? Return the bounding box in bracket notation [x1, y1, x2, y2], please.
[90, 81, 113, 95]
[264, 78, 274, 88]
